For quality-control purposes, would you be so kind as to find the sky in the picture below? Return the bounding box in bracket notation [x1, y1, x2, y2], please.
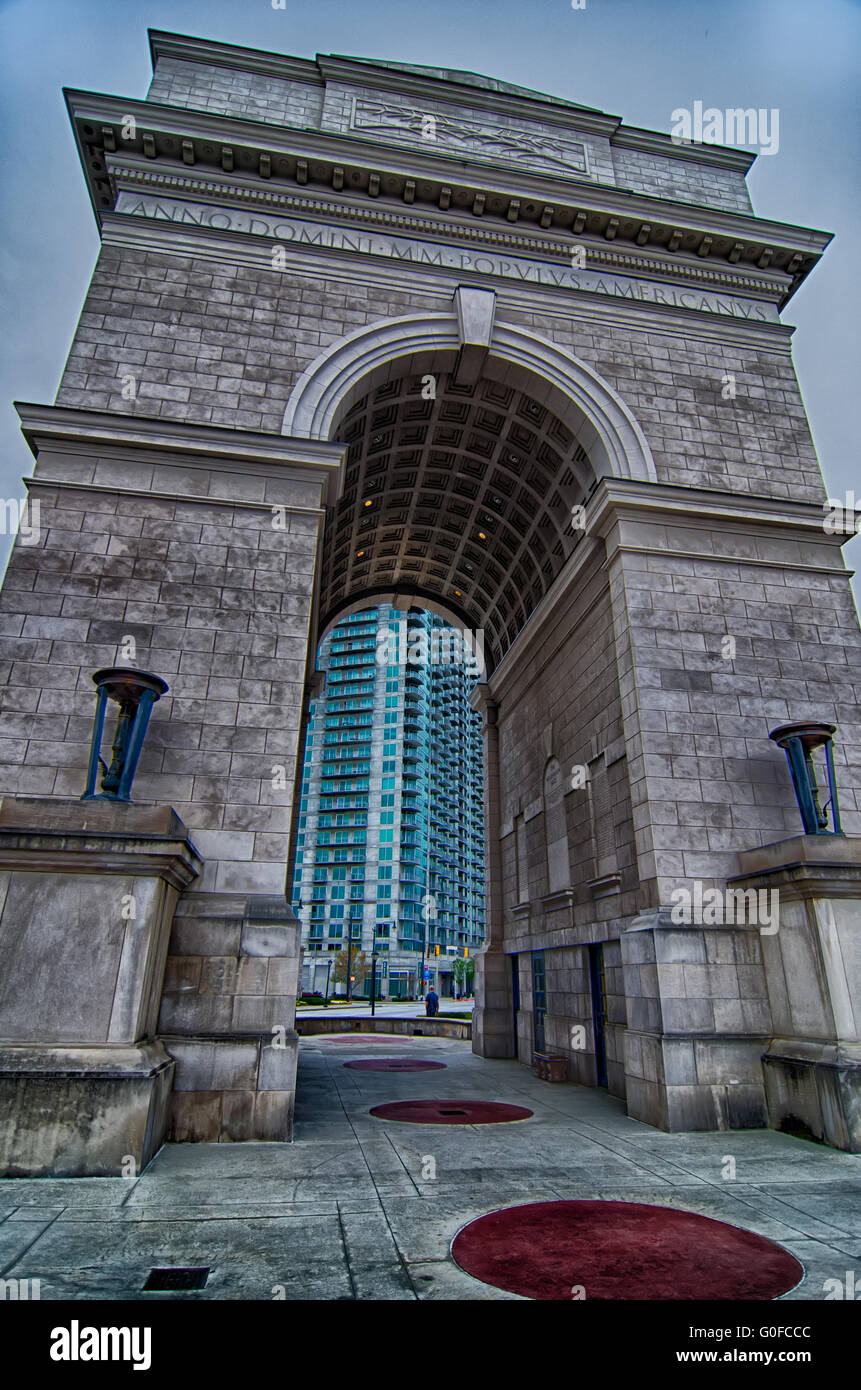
[0, 0, 858, 591]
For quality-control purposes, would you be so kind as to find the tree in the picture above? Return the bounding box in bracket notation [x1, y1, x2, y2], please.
[452, 956, 475, 996]
[333, 948, 369, 993]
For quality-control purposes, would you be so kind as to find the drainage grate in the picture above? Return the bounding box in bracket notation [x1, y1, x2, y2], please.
[142, 1267, 210, 1291]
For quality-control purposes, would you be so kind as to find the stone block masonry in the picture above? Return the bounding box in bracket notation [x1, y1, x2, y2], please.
[53, 245, 827, 506]
[158, 891, 301, 1143]
[147, 56, 325, 131]
[53, 246, 450, 432]
[0, 401, 328, 1157]
[3, 407, 344, 895]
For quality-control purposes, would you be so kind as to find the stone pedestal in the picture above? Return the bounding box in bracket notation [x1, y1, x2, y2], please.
[730, 835, 861, 1152]
[0, 796, 201, 1176]
[0, 1043, 174, 1179]
[621, 911, 771, 1132]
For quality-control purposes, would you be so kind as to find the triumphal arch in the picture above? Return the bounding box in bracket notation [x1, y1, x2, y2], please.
[1, 30, 859, 1173]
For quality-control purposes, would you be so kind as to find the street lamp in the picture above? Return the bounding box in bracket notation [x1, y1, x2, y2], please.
[81, 667, 168, 802]
[769, 721, 843, 836]
[370, 950, 378, 1017]
[419, 913, 428, 1000]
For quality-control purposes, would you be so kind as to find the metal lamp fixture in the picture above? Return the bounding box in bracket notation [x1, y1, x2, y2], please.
[81, 667, 169, 802]
[768, 720, 843, 836]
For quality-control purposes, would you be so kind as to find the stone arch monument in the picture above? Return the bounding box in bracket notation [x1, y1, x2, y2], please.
[0, 30, 859, 1173]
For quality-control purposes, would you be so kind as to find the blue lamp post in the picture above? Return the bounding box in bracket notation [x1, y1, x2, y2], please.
[769, 721, 843, 836]
[81, 667, 169, 802]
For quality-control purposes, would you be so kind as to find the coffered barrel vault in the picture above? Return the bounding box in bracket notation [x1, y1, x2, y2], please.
[284, 295, 657, 667]
[325, 368, 594, 667]
[0, 31, 859, 1171]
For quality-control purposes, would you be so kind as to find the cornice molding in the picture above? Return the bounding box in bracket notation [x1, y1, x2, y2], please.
[148, 29, 322, 86]
[64, 89, 831, 299]
[26, 476, 326, 519]
[14, 402, 346, 476]
[587, 476, 846, 541]
[611, 125, 756, 173]
[0, 841, 202, 891]
[108, 159, 790, 301]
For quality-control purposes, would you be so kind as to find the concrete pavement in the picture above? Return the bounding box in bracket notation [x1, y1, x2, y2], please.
[1, 1036, 858, 1300]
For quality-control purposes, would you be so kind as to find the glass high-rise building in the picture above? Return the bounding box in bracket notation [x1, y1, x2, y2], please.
[291, 605, 485, 999]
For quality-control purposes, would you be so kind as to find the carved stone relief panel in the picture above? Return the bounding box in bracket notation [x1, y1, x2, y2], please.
[350, 96, 591, 177]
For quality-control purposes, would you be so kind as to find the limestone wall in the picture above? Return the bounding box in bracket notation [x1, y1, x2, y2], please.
[158, 891, 301, 1143]
[52, 246, 449, 431]
[607, 528, 861, 899]
[0, 428, 328, 895]
[147, 57, 324, 129]
[497, 547, 637, 942]
[53, 244, 826, 505]
[610, 144, 753, 214]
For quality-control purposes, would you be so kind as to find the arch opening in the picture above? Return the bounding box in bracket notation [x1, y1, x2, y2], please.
[285, 310, 654, 671]
[319, 357, 603, 671]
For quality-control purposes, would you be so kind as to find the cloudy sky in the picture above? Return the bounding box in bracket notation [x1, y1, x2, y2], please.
[1, 0, 858, 590]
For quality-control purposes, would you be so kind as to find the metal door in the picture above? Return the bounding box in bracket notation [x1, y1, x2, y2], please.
[588, 943, 608, 1087]
[532, 950, 546, 1055]
[511, 953, 520, 1057]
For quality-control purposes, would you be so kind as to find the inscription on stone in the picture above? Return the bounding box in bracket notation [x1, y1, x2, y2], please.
[116, 193, 779, 322]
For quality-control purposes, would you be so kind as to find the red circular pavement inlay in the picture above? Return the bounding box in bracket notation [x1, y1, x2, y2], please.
[344, 1059, 447, 1072]
[370, 1099, 533, 1125]
[451, 1201, 803, 1301]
